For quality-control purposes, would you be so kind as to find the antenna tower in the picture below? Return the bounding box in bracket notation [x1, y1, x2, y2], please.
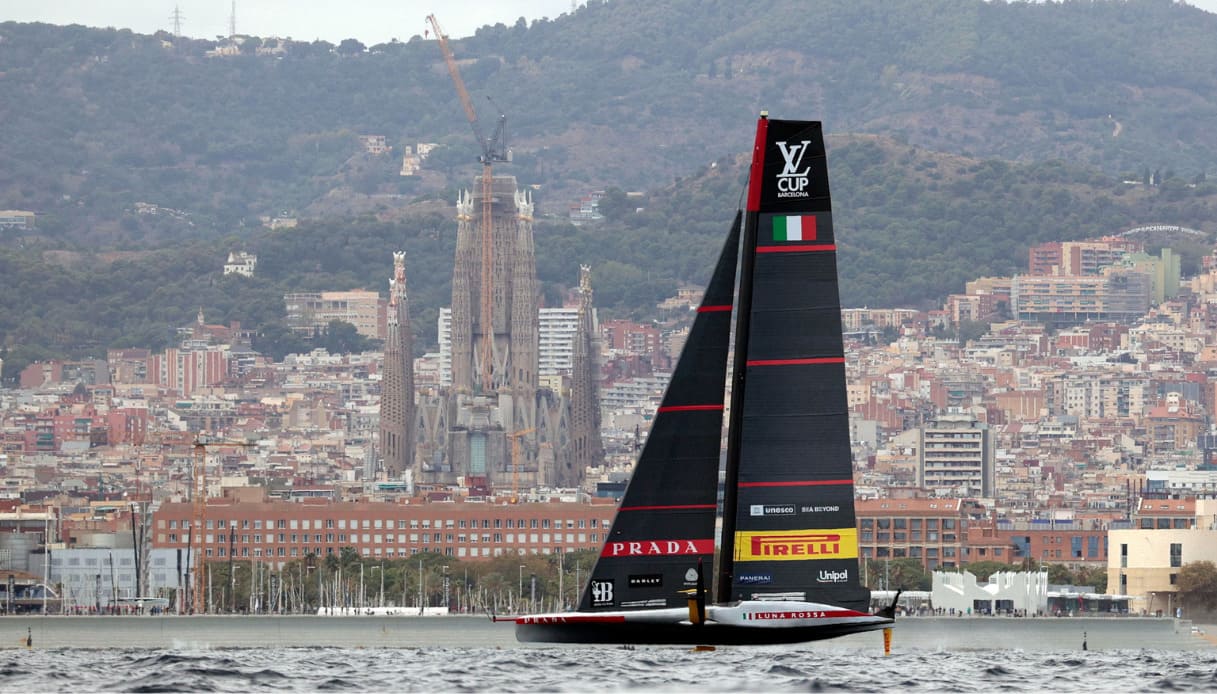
[170, 6, 184, 37]
[229, 1, 237, 38]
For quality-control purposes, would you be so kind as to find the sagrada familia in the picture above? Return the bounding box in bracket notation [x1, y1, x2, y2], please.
[378, 174, 604, 491]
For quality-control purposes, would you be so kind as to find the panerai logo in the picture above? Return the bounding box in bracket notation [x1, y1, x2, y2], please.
[775, 140, 812, 198]
[817, 570, 849, 583]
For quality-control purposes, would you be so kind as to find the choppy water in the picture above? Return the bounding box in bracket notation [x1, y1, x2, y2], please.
[0, 617, 1213, 692]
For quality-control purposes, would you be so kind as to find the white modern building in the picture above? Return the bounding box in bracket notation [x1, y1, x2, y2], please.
[932, 569, 1049, 615]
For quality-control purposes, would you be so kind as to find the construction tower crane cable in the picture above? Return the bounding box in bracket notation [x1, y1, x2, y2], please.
[426, 14, 509, 394]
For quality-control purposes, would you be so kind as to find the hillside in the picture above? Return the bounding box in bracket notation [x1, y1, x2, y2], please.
[3, 0, 1217, 379]
[2, 0, 1217, 242]
[4, 133, 1215, 381]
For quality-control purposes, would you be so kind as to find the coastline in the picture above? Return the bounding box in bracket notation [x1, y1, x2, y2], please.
[1, 614, 1209, 651]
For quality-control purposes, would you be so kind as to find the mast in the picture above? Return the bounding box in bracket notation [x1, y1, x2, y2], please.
[717, 112, 768, 604]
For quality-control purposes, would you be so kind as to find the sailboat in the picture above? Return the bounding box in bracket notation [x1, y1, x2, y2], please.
[506, 114, 897, 645]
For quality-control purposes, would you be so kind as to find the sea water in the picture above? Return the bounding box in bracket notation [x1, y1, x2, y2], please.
[0, 616, 1213, 692]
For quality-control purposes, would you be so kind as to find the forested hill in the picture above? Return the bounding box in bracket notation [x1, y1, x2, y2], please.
[2, 133, 1215, 383]
[2, 0, 1217, 242]
[3, 0, 1217, 379]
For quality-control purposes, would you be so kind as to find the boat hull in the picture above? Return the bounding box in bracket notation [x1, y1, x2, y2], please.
[514, 601, 894, 646]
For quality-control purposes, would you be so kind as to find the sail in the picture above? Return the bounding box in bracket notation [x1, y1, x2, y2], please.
[719, 118, 870, 612]
[577, 213, 741, 613]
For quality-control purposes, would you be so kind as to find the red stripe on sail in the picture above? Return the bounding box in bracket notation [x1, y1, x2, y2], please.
[755, 244, 836, 254]
[738, 479, 853, 488]
[745, 357, 845, 367]
[656, 404, 723, 412]
[619, 504, 718, 512]
[746, 116, 769, 212]
[697, 305, 732, 312]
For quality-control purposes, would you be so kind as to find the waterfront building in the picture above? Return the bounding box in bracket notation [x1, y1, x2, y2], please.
[151, 497, 616, 569]
[1108, 522, 1217, 615]
[855, 498, 966, 571]
[932, 569, 1049, 615]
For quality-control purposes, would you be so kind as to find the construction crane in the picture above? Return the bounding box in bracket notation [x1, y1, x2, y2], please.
[427, 13, 509, 394]
[189, 436, 255, 614]
[508, 428, 536, 502]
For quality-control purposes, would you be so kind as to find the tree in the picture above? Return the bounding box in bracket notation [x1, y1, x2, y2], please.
[1178, 560, 1217, 613]
[1045, 563, 1074, 586]
[1073, 565, 1108, 592]
[336, 38, 366, 56]
[321, 319, 375, 355]
[961, 560, 1012, 582]
[865, 558, 930, 591]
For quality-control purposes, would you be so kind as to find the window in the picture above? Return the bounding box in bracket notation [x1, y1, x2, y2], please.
[1170, 543, 1183, 568]
[1120, 543, 1128, 568]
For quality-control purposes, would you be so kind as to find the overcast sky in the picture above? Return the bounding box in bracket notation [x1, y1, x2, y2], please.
[3, 1, 1217, 43]
[0, 1, 577, 43]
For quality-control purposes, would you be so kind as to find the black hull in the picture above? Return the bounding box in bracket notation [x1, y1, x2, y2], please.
[516, 618, 892, 646]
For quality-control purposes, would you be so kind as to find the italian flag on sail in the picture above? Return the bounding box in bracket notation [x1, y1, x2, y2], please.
[772, 214, 816, 242]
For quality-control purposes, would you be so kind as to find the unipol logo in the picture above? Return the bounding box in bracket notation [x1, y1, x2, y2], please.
[591, 580, 614, 607]
[775, 140, 812, 198]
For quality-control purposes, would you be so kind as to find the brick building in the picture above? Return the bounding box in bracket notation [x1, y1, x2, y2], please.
[152, 497, 616, 568]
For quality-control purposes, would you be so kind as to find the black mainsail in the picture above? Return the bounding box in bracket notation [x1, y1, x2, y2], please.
[718, 118, 869, 612]
[512, 115, 892, 645]
[576, 213, 740, 613]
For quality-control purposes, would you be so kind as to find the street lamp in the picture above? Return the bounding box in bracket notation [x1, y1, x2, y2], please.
[358, 563, 365, 611]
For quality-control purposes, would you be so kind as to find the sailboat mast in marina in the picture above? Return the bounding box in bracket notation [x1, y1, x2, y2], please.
[506, 114, 897, 645]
